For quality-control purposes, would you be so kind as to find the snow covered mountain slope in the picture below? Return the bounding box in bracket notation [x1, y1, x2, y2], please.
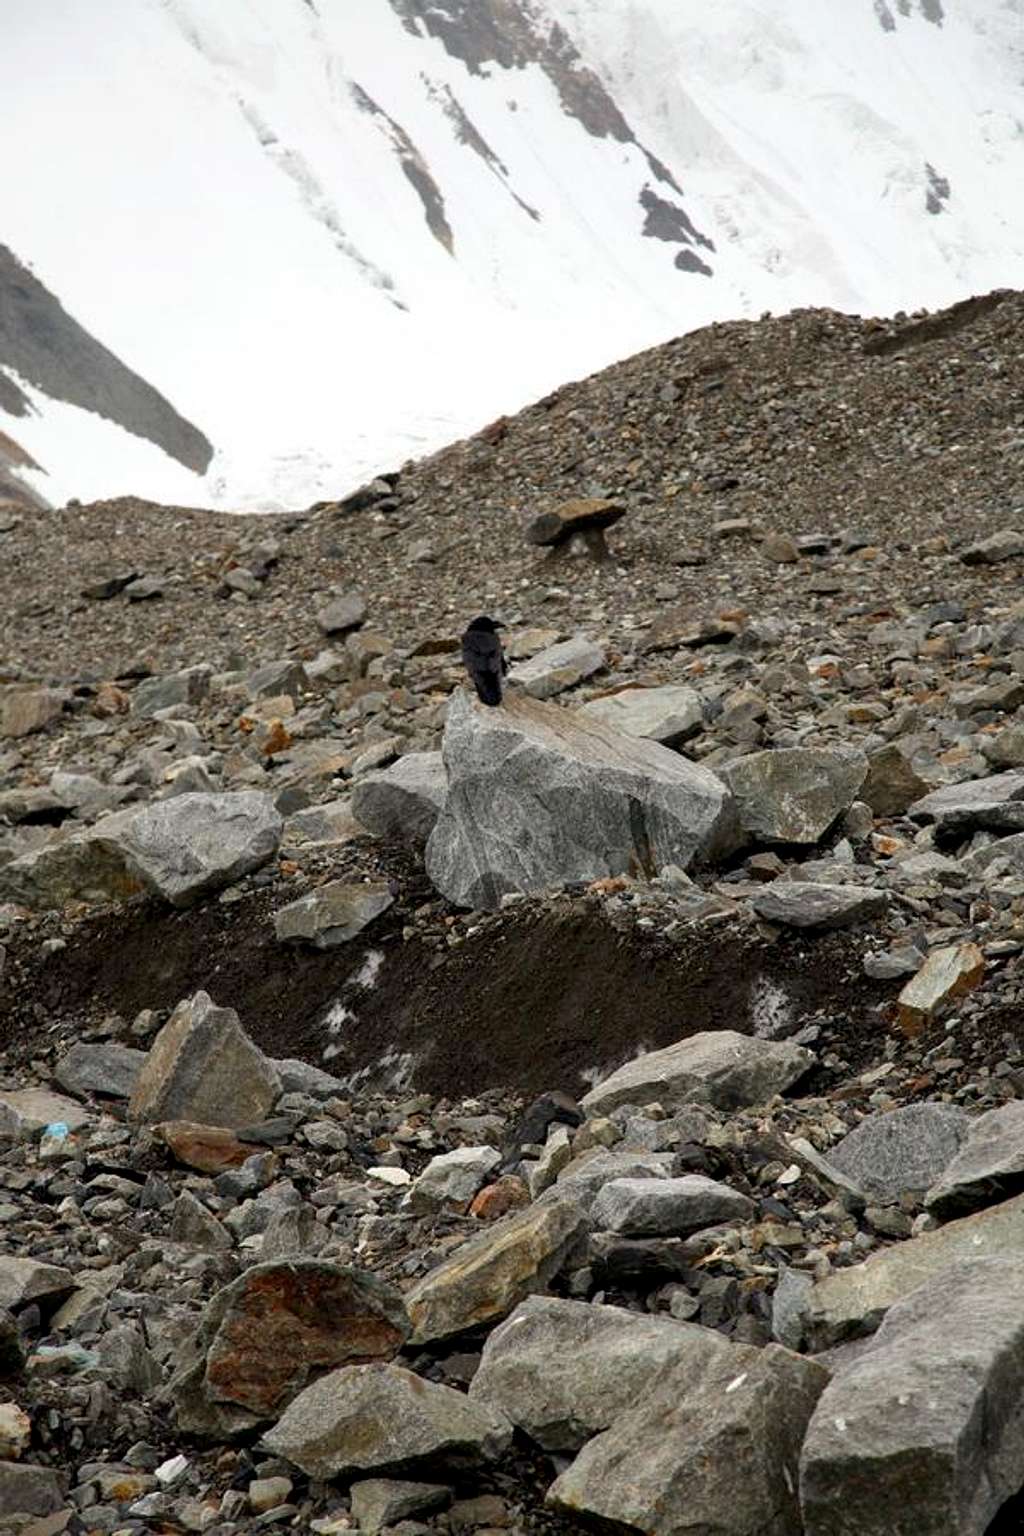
[2, 0, 1022, 510]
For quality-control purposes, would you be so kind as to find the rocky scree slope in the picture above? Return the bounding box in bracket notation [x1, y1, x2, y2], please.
[1, 293, 1024, 1530]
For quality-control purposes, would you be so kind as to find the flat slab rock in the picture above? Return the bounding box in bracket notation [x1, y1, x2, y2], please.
[0, 1257, 74, 1312]
[805, 1191, 1024, 1350]
[548, 1340, 828, 1536]
[801, 1257, 1024, 1536]
[507, 637, 605, 699]
[909, 770, 1024, 837]
[720, 746, 868, 844]
[925, 1100, 1024, 1219]
[426, 690, 738, 909]
[404, 1196, 587, 1344]
[0, 1088, 92, 1138]
[274, 879, 393, 947]
[750, 880, 888, 930]
[54, 1042, 147, 1100]
[469, 1294, 734, 1453]
[117, 790, 283, 906]
[262, 1362, 512, 1481]
[582, 1029, 815, 1117]
[591, 1174, 755, 1237]
[827, 1103, 970, 1204]
[577, 685, 703, 747]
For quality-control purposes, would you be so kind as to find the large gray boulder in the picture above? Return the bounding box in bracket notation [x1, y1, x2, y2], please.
[582, 1030, 814, 1117]
[128, 991, 281, 1130]
[548, 1341, 828, 1535]
[577, 686, 703, 747]
[805, 1192, 1024, 1349]
[719, 747, 868, 845]
[800, 1258, 1024, 1535]
[469, 1295, 733, 1453]
[925, 1101, 1024, 1219]
[117, 792, 282, 906]
[351, 753, 447, 843]
[426, 691, 739, 909]
[262, 1363, 512, 1481]
[827, 1104, 970, 1205]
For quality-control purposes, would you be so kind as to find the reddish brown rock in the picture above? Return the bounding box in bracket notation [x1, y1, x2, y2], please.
[470, 1177, 531, 1222]
[171, 1261, 409, 1433]
[155, 1121, 256, 1174]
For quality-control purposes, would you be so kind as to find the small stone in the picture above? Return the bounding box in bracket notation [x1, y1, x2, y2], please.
[961, 529, 1024, 564]
[317, 593, 367, 635]
[508, 638, 605, 699]
[248, 1477, 293, 1514]
[405, 1147, 502, 1214]
[349, 1479, 450, 1534]
[0, 1404, 31, 1459]
[0, 689, 65, 739]
[0, 1258, 73, 1313]
[926, 1101, 1024, 1219]
[761, 532, 799, 563]
[156, 1121, 255, 1173]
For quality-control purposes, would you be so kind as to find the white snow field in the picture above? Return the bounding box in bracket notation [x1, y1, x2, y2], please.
[2, 0, 1023, 509]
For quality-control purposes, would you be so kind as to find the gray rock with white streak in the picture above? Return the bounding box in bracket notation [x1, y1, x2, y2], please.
[548, 1340, 828, 1535]
[800, 1258, 1024, 1536]
[426, 690, 739, 909]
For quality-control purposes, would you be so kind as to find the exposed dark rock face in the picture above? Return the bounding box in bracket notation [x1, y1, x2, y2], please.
[0, 244, 213, 474]
[350, 84, 455, 254]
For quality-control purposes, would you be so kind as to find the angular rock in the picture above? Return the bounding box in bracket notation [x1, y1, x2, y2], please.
[0, 1462, 64, 1517]
[156, 1121, 255, 1173]
[860, 742, 931, 816]
[962, 831, 1024, 877]
[246, 659, 309, 700]
[117, 791, 282, 906]
[926, 1101, 1024, 1219]
[800, 1258, 1024, 1536]
[548, 1341, 828, 1535]
[554, 1149, 675, 1212]
[508, 638, 605, 699]
[0, 1403, 30, 1460]
[772, 1266, 815, 1352]
[274, 879, 392, 948]
[54, 1042, 146, 1100]
[350, 1479, 451, 1534]
[582, 1030, 814, 1117]
[282, 796, 362, 848]
[317, 592, 366, 635]
[350, 753, 447, 843]
[827, 1104, 970, 1205]
[578, 686, 703, 748]
[0, 812, 146, 908]
[591, 1174, 755, 1237]
[171, 1190, 232, 1250]
[272, 1059, 346, 1099]
[262, 1363, 512, 1480]
[961, 529, 1024, 564]
[720, 747, 867, 844]
[896, 943, 985, 1036]
[171, 1261, 408, 1435]
[132, 667, 209, 718]
[469, 1295, 733, 1453]
[526, 497, 626, 548]
[0, 1258, 74, 1313]
[405, 1198, 587, 1345]
[750, 880, 888, 930]
[0, 688, 65, 739]
[0, 1089, 91, 1139]
[909, 770, 1024, 837]
[405, 1147, 502, 1214]
[805, 1192, 1024, 1349]
[426, 691, 739, 909]
[128, 991, 282, 1130]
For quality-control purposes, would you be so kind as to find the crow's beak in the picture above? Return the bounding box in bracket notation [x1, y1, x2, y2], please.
[494, 621, 507, 630]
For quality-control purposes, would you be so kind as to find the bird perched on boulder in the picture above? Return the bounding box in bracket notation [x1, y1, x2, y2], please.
[461, 615, 507, 706]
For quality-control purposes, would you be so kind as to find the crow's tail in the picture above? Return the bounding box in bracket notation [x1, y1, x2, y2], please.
[474, 674, 502, 707]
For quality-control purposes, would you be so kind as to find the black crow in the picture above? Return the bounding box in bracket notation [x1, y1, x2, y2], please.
[461, 615, 507, 706]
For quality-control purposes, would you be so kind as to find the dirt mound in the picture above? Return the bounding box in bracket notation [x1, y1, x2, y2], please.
[2, 889, 887, 1101]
